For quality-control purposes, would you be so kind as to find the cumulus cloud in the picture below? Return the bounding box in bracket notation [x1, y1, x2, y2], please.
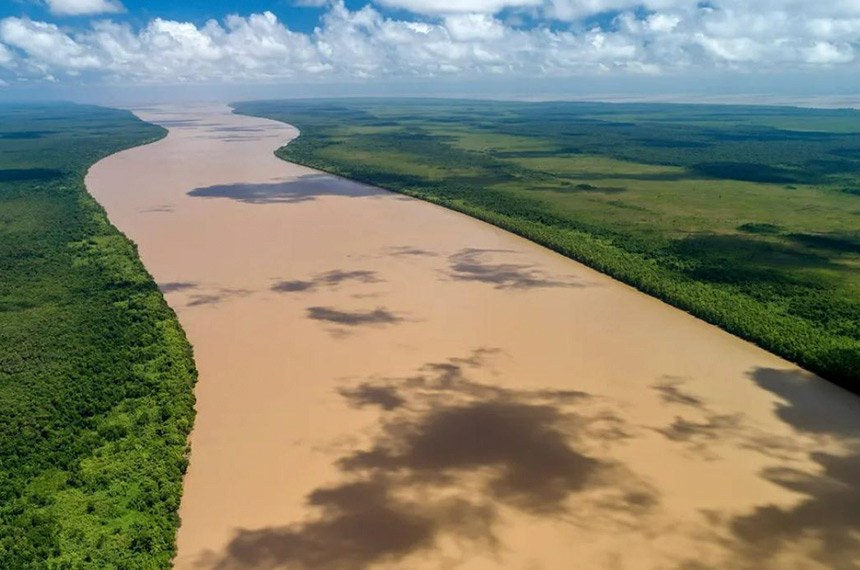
[45, 0, 124, 16]
[0, 18, 102, 70]
[0, 43, 14, 67]
[0, 0, 857, 85]
[375, 0, 542, 14]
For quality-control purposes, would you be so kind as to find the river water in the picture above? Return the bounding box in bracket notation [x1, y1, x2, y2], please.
[86, 104, 860, 570]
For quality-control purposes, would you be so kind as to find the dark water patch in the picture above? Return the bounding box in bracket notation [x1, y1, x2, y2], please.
[729, 450, 860, 569]
[339, 383, 406, 411]
[0, 168, 64, 182]
[158, 281, 198, 293]
[307, 306, 403, 327]
[666, 368, 860, 568]
[188, 174, 383, 204]
[343, 400, 603, 513]
[653, 378, 705, 408]
[206, 126, 270, 134]
[447, 248, 581, 290]
[386, 246, 438, 257]
[749, 368, 860, 437]
[720, 368, 860, 567]
[273, 270, 382, 294]
[652, 377, 802, 462]
[658, 414, 744, 446]
[187, 295, 221, 306]
[208, 478, 495, 570]
[187, 288, 251, 307]
[205, 350, 655, 569]
[154, 119, 204, 127]
[272, 280, 315, 293]
[140, 204, 173, 213]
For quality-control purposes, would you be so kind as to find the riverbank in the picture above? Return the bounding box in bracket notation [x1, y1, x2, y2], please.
[86, 103, 860, 570]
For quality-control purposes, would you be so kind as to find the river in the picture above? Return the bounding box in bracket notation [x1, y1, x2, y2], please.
[86, 104, 860, 570]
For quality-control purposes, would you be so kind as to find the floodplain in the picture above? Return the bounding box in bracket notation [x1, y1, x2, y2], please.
[83, 104, 860, 570]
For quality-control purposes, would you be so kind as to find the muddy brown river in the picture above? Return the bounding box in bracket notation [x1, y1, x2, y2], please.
[86, 104, 860, 570]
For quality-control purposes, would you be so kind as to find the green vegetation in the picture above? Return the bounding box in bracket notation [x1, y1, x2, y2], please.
[234, 99, 860, 388]
[0, 104, 196, 568]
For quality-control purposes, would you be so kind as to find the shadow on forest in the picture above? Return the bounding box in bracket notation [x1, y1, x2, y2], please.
[690, 162, 822, 185]
[0, 131, 52, 139]
[670, 233, 837, 286]
[787, 232, 860, 255]
[200, 350, 653, 570]
[0, 168, 64, 182]
[188, 174, 384, 204]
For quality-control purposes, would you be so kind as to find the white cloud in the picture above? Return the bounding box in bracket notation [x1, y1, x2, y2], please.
[0, 43, 14, 66]
[375, 0, 542, 14]
[0, 18, 102, 69]
[444, 14, 507, 41]
[0, 0, 858, 86]
[45, 0, 124, 16]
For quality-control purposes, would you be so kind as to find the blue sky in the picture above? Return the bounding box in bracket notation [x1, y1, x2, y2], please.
[0, 1, 858, 103]
[0, 1, 340, 33]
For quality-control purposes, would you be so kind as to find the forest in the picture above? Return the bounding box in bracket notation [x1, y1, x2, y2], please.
[0, 104, 196, 568]
[234, 98, 860, 389]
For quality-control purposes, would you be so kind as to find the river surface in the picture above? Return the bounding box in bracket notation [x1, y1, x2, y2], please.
[86, 104, 860, 570]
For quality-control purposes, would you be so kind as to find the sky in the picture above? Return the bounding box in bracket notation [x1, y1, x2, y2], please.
[0, 0, 859, 104]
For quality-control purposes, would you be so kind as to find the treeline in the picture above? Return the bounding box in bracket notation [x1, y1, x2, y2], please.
[0, 104, 196, 568]
[234, 99, 860, 389]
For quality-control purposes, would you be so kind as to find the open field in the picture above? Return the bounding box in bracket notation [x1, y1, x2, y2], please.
[0, 104, 196, 568]
[234, 99, 860, 388]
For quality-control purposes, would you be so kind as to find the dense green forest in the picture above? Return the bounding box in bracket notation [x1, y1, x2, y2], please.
[234, 99, 860, 388]
[0, 104, 196, 568]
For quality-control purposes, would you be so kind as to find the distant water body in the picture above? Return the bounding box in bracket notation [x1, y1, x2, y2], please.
[86, 104, 860, 570]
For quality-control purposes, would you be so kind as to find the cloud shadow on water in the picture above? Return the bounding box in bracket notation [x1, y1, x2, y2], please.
[158, 281, 198, 293]
[204, 350, 656, 570]
[385, 246, 438, 257]
[186, 287, 252, 307]
[338, 383, 406, 411]
[668, 368, 860, 569]
[722, 368, 860, 569]
[140, 204, 174, 213]
[651, 376, 802, 461]
[272, 270, 382, 294]
[306, 306, 403, 327]
[188, 174, 385, 204]
[447, 248, 584, 290]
